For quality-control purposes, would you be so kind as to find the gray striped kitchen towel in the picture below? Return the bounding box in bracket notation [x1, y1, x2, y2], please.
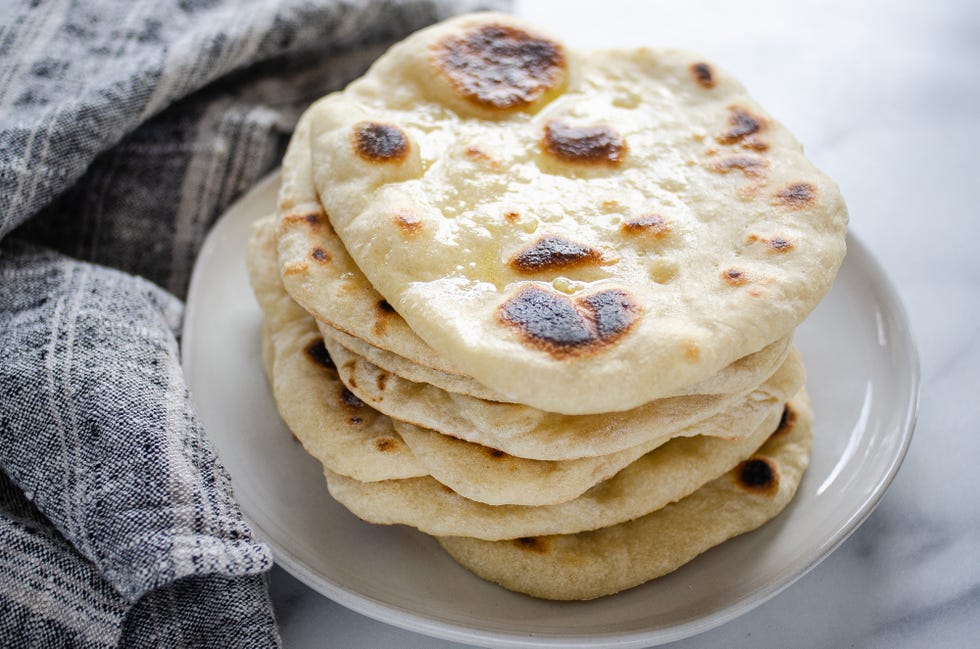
[0, 1, 504, 647]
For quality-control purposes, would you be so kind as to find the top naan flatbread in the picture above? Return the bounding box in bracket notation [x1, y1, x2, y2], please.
[288, 12, 847, 414]
[275, 110, 793, 407]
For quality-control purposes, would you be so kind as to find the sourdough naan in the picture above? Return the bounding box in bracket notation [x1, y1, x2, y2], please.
[318, 319, 511, 402]
[392, 395, 786, 506]
[325, 336, 804, 460]
[293, 13, 846, 415]
[321, 319, 790, 405]
[323, 393, 800, 540]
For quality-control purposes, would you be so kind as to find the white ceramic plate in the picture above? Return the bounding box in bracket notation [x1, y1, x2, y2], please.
[182, 171, 918, 648]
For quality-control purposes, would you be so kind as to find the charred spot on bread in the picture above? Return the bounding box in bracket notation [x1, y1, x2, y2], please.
[432, 23, 566, 111]
[500, 287, 593, 350]
[581, 290, 641, 342]
[719, 106, 764, 142]
[621, 214, 671, 238]
[542, 120, 625, 166]
[774, 182, 817, 209]
[690, 62, 716, 88]
[508, 235, 603, 272]
[723, 268, 748, 286]
[393, 209, 422, 235]
[352, 121, 410, 162]
[707, 155, 769, 177]
[514, 536, 549, 553]
[341, 388, 364, 408]
[304, 338, 336, 370]
[735, 457, 780, 495]
[718, 106, 769, 150]
[498, 285, 641, 358]
[772, 403, 797, 437]
[768, 237, 794, 253]
[283, 211, 324, 228]
[373, 300, 397, 337]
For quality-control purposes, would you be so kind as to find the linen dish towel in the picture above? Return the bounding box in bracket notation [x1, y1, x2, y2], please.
[0, 1, 503, 646]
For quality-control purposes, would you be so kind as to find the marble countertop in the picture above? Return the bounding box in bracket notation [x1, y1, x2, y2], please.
[270, 1, 980, 646]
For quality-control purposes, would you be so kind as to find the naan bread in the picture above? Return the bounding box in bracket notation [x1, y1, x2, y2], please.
[392, 395, 786, 506]
[318, 320, 511, 402]
[325, 336, 805, 460]
[323, 394, 797, 540]
[438, 389, 813, 600]
[294, 12, 846, 415]
[322, 319, 791, 405]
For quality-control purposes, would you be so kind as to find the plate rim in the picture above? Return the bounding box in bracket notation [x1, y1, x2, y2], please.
[182, 170, 920, 649]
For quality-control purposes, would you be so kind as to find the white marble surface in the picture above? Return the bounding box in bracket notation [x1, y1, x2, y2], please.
[269, 1, 980, 646]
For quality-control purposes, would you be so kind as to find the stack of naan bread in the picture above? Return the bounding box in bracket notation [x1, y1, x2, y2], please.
[247, 13, 847, 600]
